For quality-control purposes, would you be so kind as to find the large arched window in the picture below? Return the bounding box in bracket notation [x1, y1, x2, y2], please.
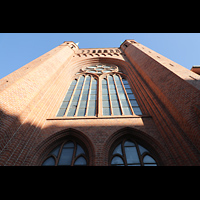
[41, 139, 88, 166]
[56, 64, 142, 118]
[110, 138, 158, 166]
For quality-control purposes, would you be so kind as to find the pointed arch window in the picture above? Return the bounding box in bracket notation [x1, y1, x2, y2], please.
[41, 140, 88, 166]
[110, 139, 158, 166]
[56, 64, 142, 118]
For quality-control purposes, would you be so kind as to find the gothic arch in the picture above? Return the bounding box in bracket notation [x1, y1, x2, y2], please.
[103, 127, 167, 166]
[69, 56, 133, 79]
[30, 128, 95, 166]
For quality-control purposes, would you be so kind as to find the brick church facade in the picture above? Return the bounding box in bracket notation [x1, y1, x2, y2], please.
[0, 39, 200, 166]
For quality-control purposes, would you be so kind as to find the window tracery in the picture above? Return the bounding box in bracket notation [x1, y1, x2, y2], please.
[56, 64, 142, 118]
[42, 140, 88, 166]
[110, 138, 157, 166]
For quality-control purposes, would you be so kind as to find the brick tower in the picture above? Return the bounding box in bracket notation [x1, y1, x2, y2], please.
[0, 40, 200, 166]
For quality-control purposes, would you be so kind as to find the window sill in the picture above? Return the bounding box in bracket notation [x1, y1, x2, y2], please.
[46, 115, 151, 120]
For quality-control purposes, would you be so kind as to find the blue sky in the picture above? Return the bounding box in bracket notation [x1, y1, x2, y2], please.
[0, 33, 200, 79]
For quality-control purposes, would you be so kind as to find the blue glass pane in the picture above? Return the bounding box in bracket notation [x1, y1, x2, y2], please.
[133, 107, 142, 115]
[87, 107, 96, 116]
[138, 145, 149, 155]
[111, 156, 124, 165]
[124, 141, 135, 147]
[79, 100, 87, 108]
[127, 94, 135, 99]
[103, 100, 110, 107]
[122, 107, 132, 115]
[51, 146, 61, 157]
[76, 145, 85, 157]
[63, 142, 74, 148]
[113, 107, 121, 115]
[67, 107, 76, 116]
[77, 108, 86, 116]
[143, 155, 156, 163]
[58, 148, 74, 165]
[120, 99, 129, 107]
[60, 101, 69, 108]
[125, 147, 140, 164]
[113, 144, 122, 155]
[74, 157, 87, 165]
[42, 157, 55, 166]
[56, 108, 66, 117]
[130, 100, 138, 107]
[103, 107, 111, 115]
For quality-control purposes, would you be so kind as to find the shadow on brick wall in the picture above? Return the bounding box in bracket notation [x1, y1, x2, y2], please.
[0, 108, 44, 166]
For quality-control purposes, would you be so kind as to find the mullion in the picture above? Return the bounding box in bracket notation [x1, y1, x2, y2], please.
[85, 76, 93, 116]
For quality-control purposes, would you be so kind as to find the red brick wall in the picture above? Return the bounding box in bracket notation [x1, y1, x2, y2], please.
[0, 41, 199, 166]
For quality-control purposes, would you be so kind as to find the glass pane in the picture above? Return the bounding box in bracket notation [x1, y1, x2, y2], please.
[63, 142, 74, 148]
[64, 93, 73, 101]
[90, 89, 97, 94]
[126, 89, 133, 93]
[122, 107, 132, 115]
[144, 163, 157, 166]
[102, 89, 108, 94]
[103, 100, 110, 107]
[127, 94, 135, 99]
[51, 146, 61, 157]
[58, 148, 74, 165]
[89, 95, 97, 100]
[138, 145, 149, 155]
[122, 79, 129, 85]
[74, 157, 87, 166]
[125, 147, 140, 164]
[88, 100, 96, 107]
[124, 84, 131, 89]
[103, 107, 111, 115]
[102, 95, 109, 100]
[110, 94, 118, 100]
[79, 100, 87, 108]
[56, 108, 66, 117]
[77, 108, 86, 116]
[111, 156, 124, 165]
[87, 107, 96, 116]
[130, 100, 138, 107]
[120, 99, 129, 107]
[133, 107, 142, 115]
[143, 155, 156, 163]
[71, 80, 77, 85]
[102, 79, 107, 84]
[118, 93, 126, 99]
[76, 145, 85, 157]
[124, 140, 135, 147]
[113, 144, 122, 155]
[66, 107, 76, 116]
[60, 101, 69, 109]
[42, 157, 55, 166]
[112, 107, 121, 115]
[111, 100, 120, 107]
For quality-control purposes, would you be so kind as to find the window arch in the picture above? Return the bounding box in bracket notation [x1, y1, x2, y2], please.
[41, 139, 88, 166]
[110, 138, 158, 166]
[56, 64, 142, 118]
